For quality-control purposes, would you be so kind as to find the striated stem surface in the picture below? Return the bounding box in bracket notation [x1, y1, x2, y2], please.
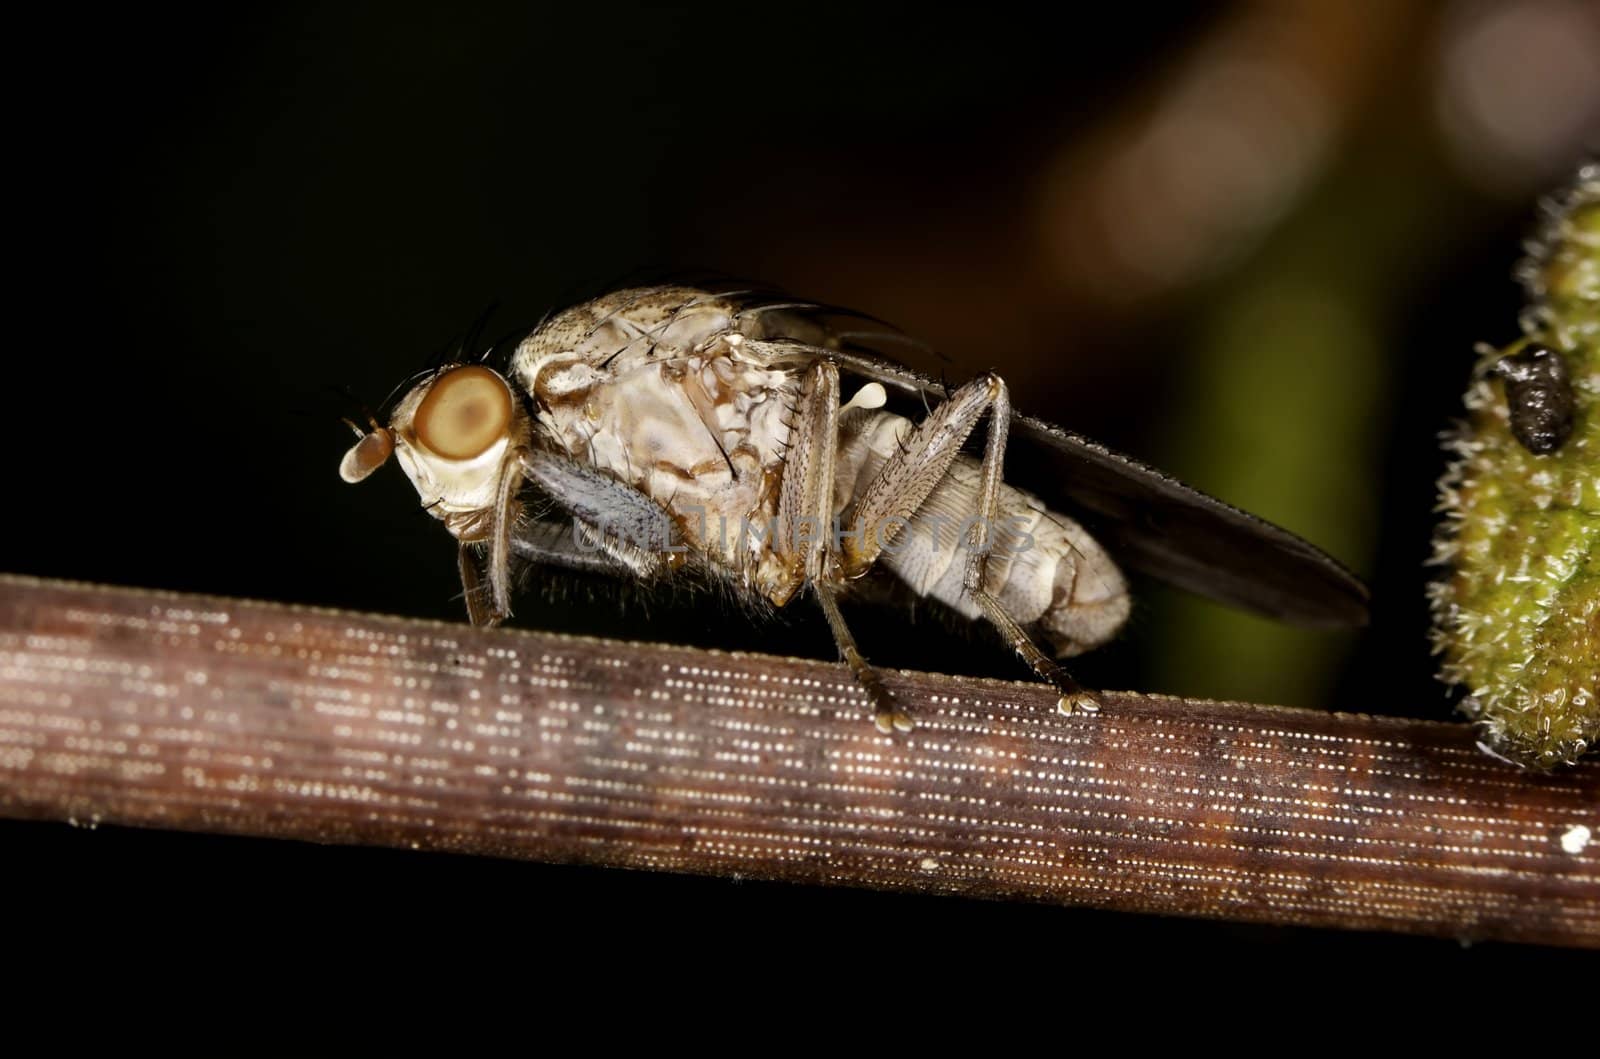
[0, 575, 1594, 947]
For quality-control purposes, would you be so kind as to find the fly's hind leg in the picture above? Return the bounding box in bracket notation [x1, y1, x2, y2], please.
[959, 378, 1100, 715]
[842, 371, 1099, 716]
[969, 593, 1098, 715]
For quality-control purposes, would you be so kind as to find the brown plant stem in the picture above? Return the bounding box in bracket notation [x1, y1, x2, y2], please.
[0, 574, 1594, 947]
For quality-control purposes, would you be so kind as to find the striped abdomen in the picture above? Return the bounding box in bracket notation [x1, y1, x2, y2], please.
[834, 409, 1131, 657]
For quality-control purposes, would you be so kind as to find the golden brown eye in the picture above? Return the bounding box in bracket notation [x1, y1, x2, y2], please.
[413, 365, 514, 460]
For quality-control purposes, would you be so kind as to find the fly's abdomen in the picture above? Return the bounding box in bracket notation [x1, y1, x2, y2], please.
[837, 410, 1131, 657]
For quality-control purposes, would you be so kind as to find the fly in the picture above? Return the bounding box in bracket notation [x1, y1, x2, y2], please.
[340, 285, 1369, 732]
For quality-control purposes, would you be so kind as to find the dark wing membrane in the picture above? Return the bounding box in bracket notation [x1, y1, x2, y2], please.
[1005, 415, 1369, 627]
[811, 340, 1369, 629]
[728, 292, 953, 374]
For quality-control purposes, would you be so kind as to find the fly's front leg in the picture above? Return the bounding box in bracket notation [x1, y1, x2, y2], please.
[843, 372, 1098, 715]
[458, 541, 499, 627]
[512, 518, 648, 577]
[461, 446, 682, 628]
[775, 359, 909, 733]
[487, 455, 523, 620]
[456, 460, 525, 627]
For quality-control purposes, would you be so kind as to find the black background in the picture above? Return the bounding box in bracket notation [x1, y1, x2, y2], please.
[7, 2, 1594, 1016]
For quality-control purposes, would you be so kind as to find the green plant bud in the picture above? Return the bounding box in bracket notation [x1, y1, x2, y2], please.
[1430, 162, 1599, 770]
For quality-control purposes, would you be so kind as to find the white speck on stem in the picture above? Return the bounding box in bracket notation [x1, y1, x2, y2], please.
[1559, 824, 1591, 855]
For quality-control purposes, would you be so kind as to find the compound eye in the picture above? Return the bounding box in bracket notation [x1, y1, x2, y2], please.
[413, 365, 514, 460]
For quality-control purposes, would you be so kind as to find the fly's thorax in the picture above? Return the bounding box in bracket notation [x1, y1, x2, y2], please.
[513, 286, 746, 378]
[340, 364, 531, 541]
[509, 285, 803, 500]
[515, 327, 801, 568]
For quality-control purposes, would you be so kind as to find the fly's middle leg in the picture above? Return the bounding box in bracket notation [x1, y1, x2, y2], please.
[773, 359, 909, 732]
[843, 372, 1099, 716]
[774, 359, 840, 587]
[816, 583, 912, 733]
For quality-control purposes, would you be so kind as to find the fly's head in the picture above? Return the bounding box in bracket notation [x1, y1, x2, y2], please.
[340, 364, 530, 541]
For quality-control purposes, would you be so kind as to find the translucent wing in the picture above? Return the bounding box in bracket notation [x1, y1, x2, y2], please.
[729, 296, 1370, 628]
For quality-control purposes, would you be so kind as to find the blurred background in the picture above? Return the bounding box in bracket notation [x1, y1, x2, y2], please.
[7, 0, 1598, 991]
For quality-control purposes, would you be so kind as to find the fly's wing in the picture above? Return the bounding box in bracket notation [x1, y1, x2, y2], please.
[731, 298, 1370, 628]
[1003, 414, 1369, 628]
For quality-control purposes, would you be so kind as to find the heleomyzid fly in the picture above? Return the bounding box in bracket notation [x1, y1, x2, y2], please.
[341, 286, 1369, 732]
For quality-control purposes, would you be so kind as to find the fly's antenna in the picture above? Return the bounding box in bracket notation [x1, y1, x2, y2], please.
[333, 381, 400, 483]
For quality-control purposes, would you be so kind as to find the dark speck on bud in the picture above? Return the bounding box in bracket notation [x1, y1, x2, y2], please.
[1493, 343, 1574, 454]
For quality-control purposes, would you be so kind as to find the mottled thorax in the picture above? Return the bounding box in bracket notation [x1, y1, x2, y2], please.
[512, 294, 800, 578]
